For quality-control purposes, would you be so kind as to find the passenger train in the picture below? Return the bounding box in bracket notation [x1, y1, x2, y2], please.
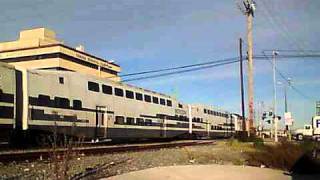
[0, 62, 235, 144]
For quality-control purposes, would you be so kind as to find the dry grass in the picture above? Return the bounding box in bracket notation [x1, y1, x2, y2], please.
[245, 139, 318, 171]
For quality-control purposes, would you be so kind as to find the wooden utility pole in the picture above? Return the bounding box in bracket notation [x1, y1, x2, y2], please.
[239, 38, 246, 132]
[241, 0, 256, 136]
[247, 12, 254, 136]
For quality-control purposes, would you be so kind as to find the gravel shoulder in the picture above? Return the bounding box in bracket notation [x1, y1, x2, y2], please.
[1, 140, 317, 179]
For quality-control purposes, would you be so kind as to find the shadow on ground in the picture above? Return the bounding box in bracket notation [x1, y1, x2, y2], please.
[289, 149, 320, 180]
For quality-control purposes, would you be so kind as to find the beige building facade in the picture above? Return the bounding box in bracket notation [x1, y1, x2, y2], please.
[0, 28, 121, 81]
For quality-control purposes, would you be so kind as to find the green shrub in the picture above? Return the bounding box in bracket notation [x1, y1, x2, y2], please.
[253, 138, 264, 149]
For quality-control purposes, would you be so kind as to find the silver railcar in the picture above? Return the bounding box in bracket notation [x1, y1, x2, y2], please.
[0, 62, 16, 142]
[1, 65, 234, 143]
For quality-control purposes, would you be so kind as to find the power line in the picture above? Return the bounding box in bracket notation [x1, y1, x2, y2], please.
[258, 0, 309, 52]
[261, 51, 316, 101]
[122, 60, 239, 82]
[116, 53, 320, 81]
[262, 49, 320, 53]
[254, 54, 320, 60]
[118, 57, 238, 78]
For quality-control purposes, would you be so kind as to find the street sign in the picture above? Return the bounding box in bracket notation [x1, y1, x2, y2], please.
[284, 112, 293, 126]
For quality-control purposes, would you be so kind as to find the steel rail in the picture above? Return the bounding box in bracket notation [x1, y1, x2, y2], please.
[0, 140, 216, 163]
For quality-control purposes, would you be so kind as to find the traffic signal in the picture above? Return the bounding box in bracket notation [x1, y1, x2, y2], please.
[262, 112, 266, 120]
[269, 112, 273, 116]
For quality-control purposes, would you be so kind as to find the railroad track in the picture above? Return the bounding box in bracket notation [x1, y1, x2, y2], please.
[0, 140, 216, 163]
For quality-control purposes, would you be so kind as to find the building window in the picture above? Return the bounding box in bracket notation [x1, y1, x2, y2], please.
[160, 98, 166, 106]
[115, 116, 125, 124]
[59, 77, 64, 84]
[73, 100, 82, 110]
[204, 109, 207, 114]
[102, 85, 113, 95]
[167, 100, 172, 107]
[126, 117, 135, 125]
[88, 81, 99, 92]
[115, 88, 124, 97]
[178, 103, 183, 108]
[135, 93, 143, 101]
[152, 97, 159, 104]
[144, 95, 151, 102]
[125, 90, 134, 99]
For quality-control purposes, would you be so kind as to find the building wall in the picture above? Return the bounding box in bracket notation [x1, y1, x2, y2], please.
[0, 28, 121, 81]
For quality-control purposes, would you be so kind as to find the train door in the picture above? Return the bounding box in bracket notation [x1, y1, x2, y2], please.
[206, 119, 210, 137]
[95, 106, 106, 139]
[160, 116, 167, 138]
[106, 113, 114, 138]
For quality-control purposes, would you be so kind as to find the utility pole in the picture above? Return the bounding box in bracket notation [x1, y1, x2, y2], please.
[243, 0, 256, 136]
[285, 78, 292, 140]
[272, 50, 279, 142]
[238, 0, 256, 137]
[239, 38, 246, 133]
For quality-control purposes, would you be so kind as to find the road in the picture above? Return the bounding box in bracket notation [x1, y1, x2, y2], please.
[104, 164, 320, 180]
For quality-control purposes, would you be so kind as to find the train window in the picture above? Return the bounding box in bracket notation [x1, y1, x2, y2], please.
[73, 100, 82, 110]
[160, 98, 166, 105]
[145, 119, 152, 126]
[54, 97, 70, 108]
[144, 95, 151, 102]
[59, 77, 64, 84]
[135, 93, 143, 101]
[38, 94, 51, 106]
[152, 97, 159, 104]
[115, 116, 125, 124]
[167, 100, 172, 107]
[178, 103, 183, 108]
[88, 81, 99, 92]
[126, 117, 135, 125]
[136, 118, 144, 125]
[125, 90, 134, 99]
[115, 88, 124, 97]
[102, 85, 113, 95]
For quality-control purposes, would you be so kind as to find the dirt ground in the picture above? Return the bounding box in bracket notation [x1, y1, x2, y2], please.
[0, 140, 256, 179]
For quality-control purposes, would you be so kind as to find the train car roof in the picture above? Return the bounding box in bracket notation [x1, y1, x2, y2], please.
[191, 103, 230, 113]
[0, 61, 15, 69]
[27, 69, 176, 100]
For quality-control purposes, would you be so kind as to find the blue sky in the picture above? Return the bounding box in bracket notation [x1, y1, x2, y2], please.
[1, 0, 320, 128]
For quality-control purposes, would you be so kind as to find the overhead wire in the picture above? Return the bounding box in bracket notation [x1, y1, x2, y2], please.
[258, 0, 308, 53]
[118, 57, 239, 78]
[122, 59, 240, 82]
[114, 53, 320, 81]
[261, 51, 316, 101]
